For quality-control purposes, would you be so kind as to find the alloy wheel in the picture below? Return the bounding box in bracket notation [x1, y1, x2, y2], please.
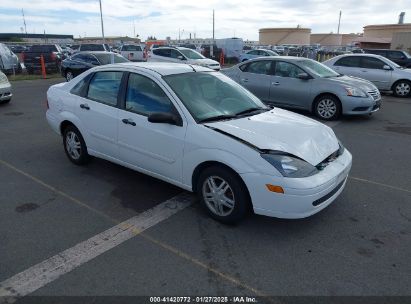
[202, 176, 235, 217]
[65, 131, 81, 160]
[395, 82, 410, 96]
[317, 98, 337, 119]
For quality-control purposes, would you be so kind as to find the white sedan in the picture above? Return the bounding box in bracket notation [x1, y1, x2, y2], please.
[46, 62, 352, 224]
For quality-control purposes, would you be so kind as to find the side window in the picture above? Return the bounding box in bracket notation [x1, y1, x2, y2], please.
[72, 54, 85, 62]
[273, 61, 304, 78]
[241, 60, 272, 75]
[170, 49, 182, 59]
[388, 51, 404, 60]
[84, 55, 99, 65]
[87, 71, 123, 106]
[153, 49, 170, 57]
[334, 56, 361, 67]
[248, 50, 258, 55]
[125, 73, 172, 116]
[360, 57, 385, 69]
[70, 73, 93, 96]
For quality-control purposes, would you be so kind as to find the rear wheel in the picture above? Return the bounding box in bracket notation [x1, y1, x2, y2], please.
[62, 125, 90, 165]
[197, 166, 250, 224]
[392, 80, 411, 98]
[314, 95, 341, 120]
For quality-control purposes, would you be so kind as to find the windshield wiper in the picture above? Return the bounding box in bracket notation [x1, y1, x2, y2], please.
[198, 114, 237, 123]
[235, 107, 269, 116]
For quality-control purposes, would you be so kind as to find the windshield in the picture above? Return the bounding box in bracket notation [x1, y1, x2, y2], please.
[179, 49, 205, 60]
[299, 59, 340, 78]
[163, 72, 268, 122]
[94, 53, 128, 65]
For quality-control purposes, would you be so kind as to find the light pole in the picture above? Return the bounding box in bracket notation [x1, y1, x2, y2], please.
[99, 0, 105, 43]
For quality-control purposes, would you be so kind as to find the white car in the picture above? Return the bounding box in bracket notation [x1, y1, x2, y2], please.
[46, 62, 352, 224]
[0, 71, 12, 104]
[119, 44, 144, 62]
[148, 47, 221, 71]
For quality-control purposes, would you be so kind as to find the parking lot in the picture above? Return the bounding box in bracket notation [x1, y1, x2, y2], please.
[0, 78, 410, 300]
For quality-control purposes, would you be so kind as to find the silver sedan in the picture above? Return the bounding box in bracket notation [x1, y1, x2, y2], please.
[323, 54, 411, 98]
[222, 57, 381, 120]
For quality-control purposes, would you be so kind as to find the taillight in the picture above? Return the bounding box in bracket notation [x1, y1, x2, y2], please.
[51, 52, 57, 61]
[21, 52, 25, 62]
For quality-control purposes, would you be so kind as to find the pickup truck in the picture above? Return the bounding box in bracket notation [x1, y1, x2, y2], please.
[22, 44, 64, 74]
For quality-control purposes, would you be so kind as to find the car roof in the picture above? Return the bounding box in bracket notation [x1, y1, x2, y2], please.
[74, 51, 117, 55]
[97, 62, 213, 76]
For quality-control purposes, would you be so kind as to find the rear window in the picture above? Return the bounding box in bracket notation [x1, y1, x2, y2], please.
[93, 53, 128, 65]
[153, 48, 170, 57]
[81, 44, 105, 51]
[28, 45, 58, 52]
[122, 45, 142, 51]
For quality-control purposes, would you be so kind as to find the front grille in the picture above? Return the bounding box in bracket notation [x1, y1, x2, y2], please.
[312, 179, 345, 206]
[367, 89, 381, 100]
[316, 145, 343, 170]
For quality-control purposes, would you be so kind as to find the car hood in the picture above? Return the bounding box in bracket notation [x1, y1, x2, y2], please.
[326, 75, 377, 91]
[205, 108, 339, 166]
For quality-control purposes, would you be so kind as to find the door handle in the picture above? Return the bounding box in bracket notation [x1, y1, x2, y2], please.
[122, 118, 136, 126]
[80, 103, 90, 110]
[241, 78, 249, 82]
[272, 82, 280, 86]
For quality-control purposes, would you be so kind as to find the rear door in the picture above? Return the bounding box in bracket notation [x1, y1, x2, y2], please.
[237, 60, 272, 101]
[359, 56, 392, 90]
[75, 71, 124, 159]
[332, 56, 362, 78]
[268, 60, 313, 109]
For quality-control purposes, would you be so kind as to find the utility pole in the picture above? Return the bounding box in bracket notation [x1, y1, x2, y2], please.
[99, 0, 105, 43]
[337, 10, 342, 34]
[21, 9, 27, 34]
[212, 9, 215, 42]
[133, 19, 136, 37]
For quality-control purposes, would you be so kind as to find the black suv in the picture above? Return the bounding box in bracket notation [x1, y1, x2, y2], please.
[364, 49, 411, 68]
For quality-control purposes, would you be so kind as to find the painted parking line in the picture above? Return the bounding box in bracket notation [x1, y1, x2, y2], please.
[0, 193, 191, 301]
[349, 176, 411, 194]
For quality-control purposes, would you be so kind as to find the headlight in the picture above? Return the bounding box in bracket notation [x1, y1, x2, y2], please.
[0, 73, 9, 84]
[261, 152, 319, 178]
[344, 86, 367, 97]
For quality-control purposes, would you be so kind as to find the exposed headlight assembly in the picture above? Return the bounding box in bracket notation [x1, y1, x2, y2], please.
[344, 86, 367, 97]
[0, 73, 9, 84]
[261, 152, 319, 178]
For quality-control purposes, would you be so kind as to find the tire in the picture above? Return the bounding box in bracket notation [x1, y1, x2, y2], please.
[62, 125, 90, 165]
[197, 166, 251, 224]
[65, 70, 74, 82]
[392, 80, 411, 98]
[314, 94, 342, 120]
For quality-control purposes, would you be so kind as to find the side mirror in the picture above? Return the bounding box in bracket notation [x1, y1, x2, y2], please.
[297, 72, 311, 80]
[148, 112, 182, 126]
[383, 65, 391, 71]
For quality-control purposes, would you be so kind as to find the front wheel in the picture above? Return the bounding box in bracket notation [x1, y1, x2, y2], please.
[197, 166, 250, 224]
[63, 125, 90, 165]
[314, 95, 341, 120]
[65, 70, 74, 82]
[392, 80, 411, 98]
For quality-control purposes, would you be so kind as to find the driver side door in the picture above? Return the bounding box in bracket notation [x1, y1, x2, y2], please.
[118, 72, 187, 183]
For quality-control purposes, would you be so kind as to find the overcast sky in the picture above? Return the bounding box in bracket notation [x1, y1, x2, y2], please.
[0, 0, 410, 41]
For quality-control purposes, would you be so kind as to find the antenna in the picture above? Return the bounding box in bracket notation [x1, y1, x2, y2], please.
[21, 8, 27, 34]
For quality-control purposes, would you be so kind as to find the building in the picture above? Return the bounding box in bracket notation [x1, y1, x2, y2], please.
[0, 33, 74, 44]
[391, 32, 411, 53]
[259, 27, 311, 45]
[310, 34, 342, 46]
